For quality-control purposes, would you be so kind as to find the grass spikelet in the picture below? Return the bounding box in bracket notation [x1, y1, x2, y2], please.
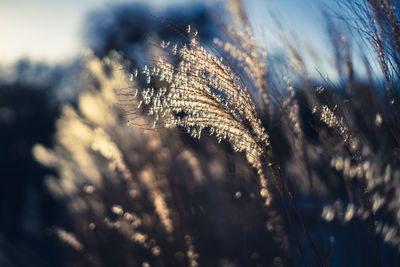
[131, 33, 272, 201]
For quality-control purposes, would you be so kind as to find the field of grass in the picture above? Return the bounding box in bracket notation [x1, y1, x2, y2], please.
[2, 0, 400, 266]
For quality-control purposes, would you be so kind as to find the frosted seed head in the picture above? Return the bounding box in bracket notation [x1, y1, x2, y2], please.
[322, 205, 335, 222]
[234, 191, 242, 199]
[111, 204, 124, 216]
[375, 113, 382, 127]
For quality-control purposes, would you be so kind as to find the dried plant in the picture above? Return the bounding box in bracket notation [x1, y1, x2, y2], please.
[33, 51, 286, 266]
[131, 27, 277, 207]
[33, 53, 198, 266]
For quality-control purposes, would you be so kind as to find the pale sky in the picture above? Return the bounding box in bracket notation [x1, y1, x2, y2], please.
[0, 0, 334, 64]
[0, 0, 370, 81]
[1, 0, 99, 63]
[0, 0, 198, 64]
